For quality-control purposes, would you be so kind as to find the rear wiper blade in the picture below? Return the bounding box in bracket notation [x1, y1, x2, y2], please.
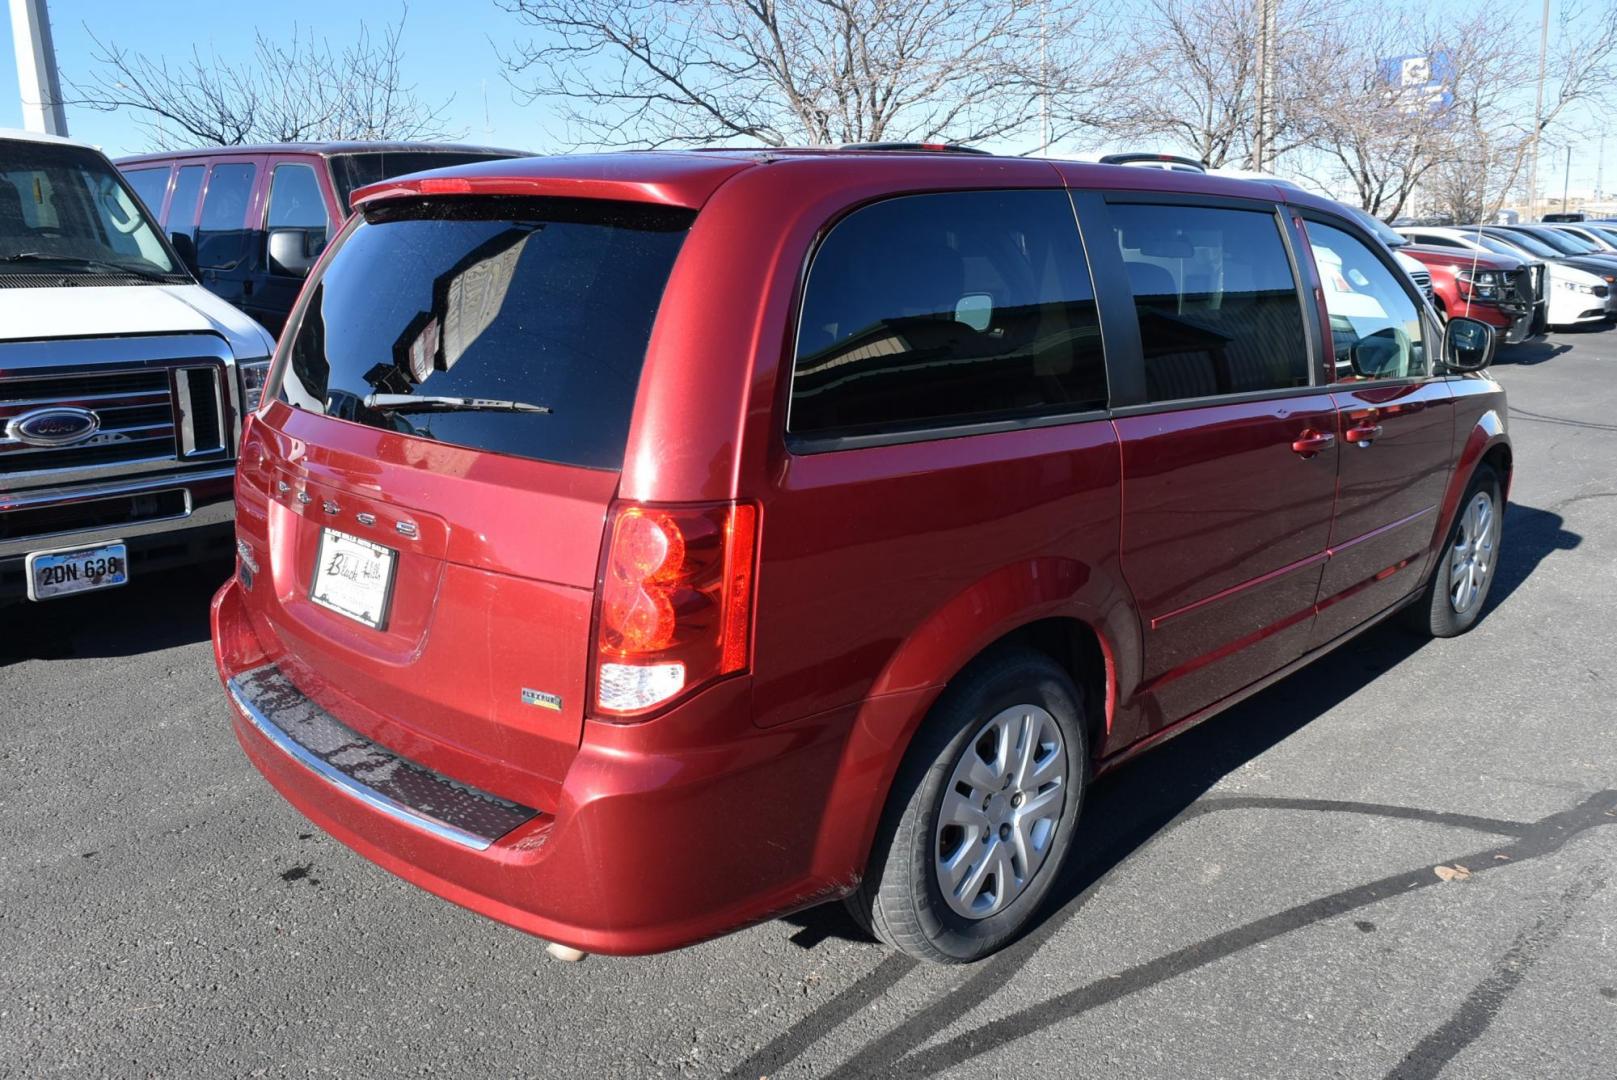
[2, 252, 177, 281]
[361, 393, 552, 415]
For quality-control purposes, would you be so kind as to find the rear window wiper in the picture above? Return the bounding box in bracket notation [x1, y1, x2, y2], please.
[362, 393, 553, 415]
[2, 252, 178, 281]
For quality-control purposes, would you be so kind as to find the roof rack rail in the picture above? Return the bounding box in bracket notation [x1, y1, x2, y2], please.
[1099, 152, 1208, 172]
[839, 142, 994, 155]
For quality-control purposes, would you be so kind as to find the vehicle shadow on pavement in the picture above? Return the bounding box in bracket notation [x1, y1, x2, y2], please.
[1499, 340, 1574, 366]
[757, 500, 1587, 1079]
[1489, 502, 1580, 610]
[0, 560, 231, 665]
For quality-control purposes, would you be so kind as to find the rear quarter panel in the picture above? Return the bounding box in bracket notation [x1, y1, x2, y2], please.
[622, 158, 1138, 882]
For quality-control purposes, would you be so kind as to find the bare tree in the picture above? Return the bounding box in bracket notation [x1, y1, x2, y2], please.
[1300, 2, 1617, 223]
[1473, 0, 1617, 219]
[495, 0, 1117, 149]
[1293, 12, 1523, 221]
[1088, 0, 1339, 169]
[69, 5, 462, 149]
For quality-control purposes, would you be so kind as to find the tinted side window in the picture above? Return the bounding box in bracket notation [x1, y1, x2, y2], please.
[122, 167, 171, 219]
[1110, 202, 1309, 402]
[1306, 221, 1427, 381]
[268, 164, 330, 233]
[790, 190, 1107, 441]
[267, 163, 332, 276]
[167, 165, 204, 244]
[196, 162, 256, 268]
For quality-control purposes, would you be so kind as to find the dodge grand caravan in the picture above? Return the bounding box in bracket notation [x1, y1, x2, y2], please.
[213, 149, 1510, 963]
[2, 129, 274, 603]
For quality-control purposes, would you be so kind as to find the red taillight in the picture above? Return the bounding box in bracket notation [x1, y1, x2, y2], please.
[594, 501, 758, 717]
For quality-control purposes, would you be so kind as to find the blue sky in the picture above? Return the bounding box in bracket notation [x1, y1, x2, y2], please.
[1, 0, 548, 154]
[2, 0, 1611, 198]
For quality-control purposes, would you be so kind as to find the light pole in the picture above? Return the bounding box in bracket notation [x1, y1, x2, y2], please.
[9, 0, 68, 136]
[1252, 0, 1277, 171]
[1526, 0, 1550, 221]
[1563, 143, 1572, 213]
[1039, 0, 1050, 157]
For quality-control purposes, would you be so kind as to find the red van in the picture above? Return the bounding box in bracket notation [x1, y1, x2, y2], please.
[116, 142, 525, 336]
[212, 149, 1510, 963]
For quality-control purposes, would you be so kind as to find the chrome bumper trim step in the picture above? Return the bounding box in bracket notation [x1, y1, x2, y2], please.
[227, 664, 539, 851]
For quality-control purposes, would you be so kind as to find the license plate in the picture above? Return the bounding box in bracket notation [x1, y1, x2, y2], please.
[310, 528, 397, 630]
[27, 541, 129, 600]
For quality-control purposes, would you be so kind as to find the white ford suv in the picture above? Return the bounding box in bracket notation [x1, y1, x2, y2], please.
[1, 129, 274, 602]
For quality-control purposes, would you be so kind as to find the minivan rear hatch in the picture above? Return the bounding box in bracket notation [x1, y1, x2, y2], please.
[236, 194, 696, 811]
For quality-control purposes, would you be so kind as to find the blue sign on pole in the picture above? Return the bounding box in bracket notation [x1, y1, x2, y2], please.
[1379, 52, 1455, 115]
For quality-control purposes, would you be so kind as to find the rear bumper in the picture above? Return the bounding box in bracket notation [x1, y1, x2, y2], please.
[211, 576, 860, 954]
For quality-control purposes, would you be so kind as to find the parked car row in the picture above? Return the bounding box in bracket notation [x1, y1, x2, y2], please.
[1394, 221, 1617, 336]
[4, 134, 1514, 967]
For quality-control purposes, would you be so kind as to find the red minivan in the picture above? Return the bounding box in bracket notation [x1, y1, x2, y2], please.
[212, 149, 1511, 963]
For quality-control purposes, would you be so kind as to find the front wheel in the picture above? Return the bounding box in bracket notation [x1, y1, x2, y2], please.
[846, 649, 1088, 963]
[1407, 464, 1503, 637]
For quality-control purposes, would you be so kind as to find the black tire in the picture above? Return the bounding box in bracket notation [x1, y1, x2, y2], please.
[846, 648, 1088, 964]
[1406, 464, 1503, 638]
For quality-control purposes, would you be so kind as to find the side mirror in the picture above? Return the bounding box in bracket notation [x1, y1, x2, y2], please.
[1348, 326, 1408, 379]
[169, 232, 198, 276]
[267, 228, 320, 277]
[1443, 316, 1497, 372]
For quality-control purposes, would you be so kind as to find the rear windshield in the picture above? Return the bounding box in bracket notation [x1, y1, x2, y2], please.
[274, 196, 693, 470]
[330, 152, 523, 208]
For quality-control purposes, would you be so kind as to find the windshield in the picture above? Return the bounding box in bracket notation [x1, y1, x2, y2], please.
[1475, 235, 1531, 259]
[1569, 227, 1617, 250]
[1520, 227, 1593, 254]
[1483, 229, 1558, 259]
[275, 195, 692, 470]
[1581, 224, 1617, 247]
[1, 141, 182, 278]
[329, 152, 522, 209]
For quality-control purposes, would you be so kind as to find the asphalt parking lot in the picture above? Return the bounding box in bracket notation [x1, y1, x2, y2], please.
[4, 331, 1616, 1079]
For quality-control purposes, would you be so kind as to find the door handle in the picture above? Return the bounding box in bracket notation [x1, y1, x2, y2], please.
[1291, 430, 1336, 457]
[1344, 423, 1384, 446]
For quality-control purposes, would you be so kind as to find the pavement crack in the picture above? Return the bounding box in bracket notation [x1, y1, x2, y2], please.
[742, 789, 1617, 1080]
[1384, 871, 1608, 1080]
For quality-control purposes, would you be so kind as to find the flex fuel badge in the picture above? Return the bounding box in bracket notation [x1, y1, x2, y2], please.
[522, 688, 563, 711]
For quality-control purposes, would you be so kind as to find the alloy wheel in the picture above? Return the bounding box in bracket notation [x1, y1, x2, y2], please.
[934, 704, 1067, 919]
[1450, 489, 1499, 615]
